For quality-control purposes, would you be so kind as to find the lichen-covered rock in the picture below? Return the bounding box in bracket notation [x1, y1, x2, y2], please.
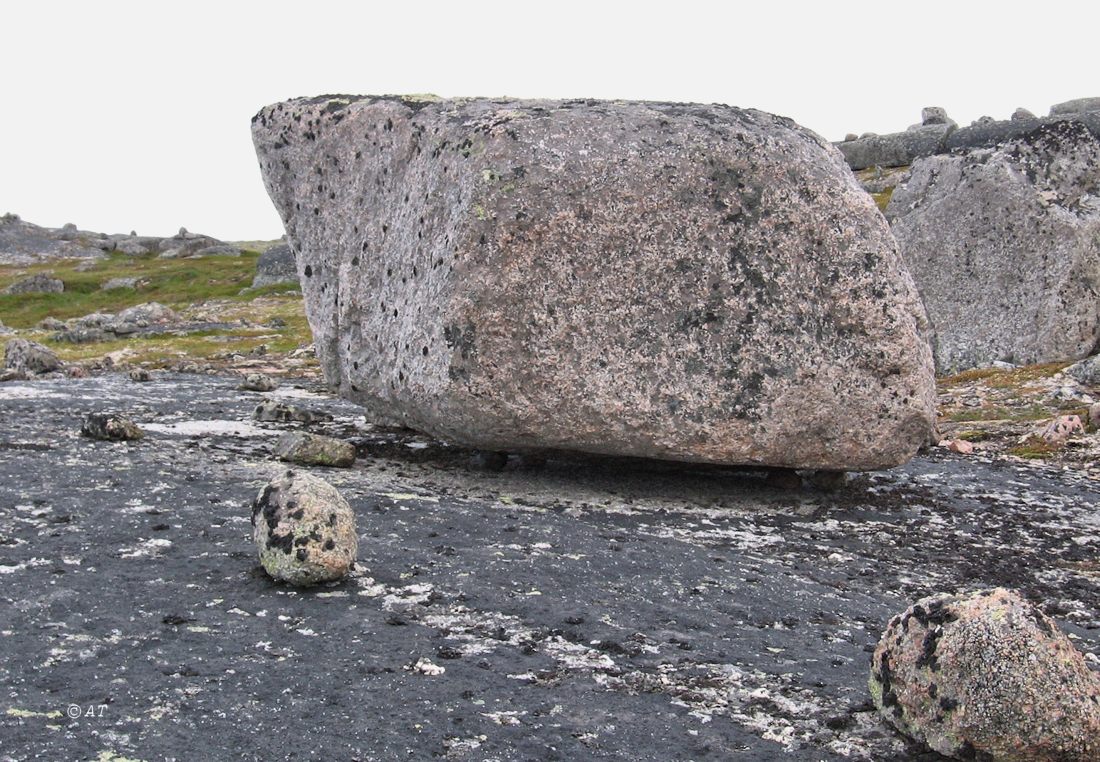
[4, 338, 62, 375]
[3, 273, 64, 295]
[238, 373, 278, 392]
[253, 95, 935, 471]
[251, 242, 298, 288]
[273, 432, 356, 468]
[253, 399, 332, 424]
[129, 368, 152, 382]
[888, 121, 1100, 372]
[250, 471, 357, 585]
[81, 413, 144, 441]
[1066, 354, 1100, 387]
[870, 588, 1100, 760]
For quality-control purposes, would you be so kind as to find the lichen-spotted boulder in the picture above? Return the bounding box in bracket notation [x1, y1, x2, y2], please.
[253, 95, 935, 470]
[273, 431, 356, 468]
[888, 121, 1100, 372]
[251, 471, 357, 586]
[871, 588, 1100, 760]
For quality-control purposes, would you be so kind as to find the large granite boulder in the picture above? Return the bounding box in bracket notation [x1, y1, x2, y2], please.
[887, 121, 1100, 372]
[837, 124, 955, 170]
[253, 95, 936, 470]
[0, 215, 104, 265]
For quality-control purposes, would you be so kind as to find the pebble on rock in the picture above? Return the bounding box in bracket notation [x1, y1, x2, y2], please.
[250, 471, 357, 586]
[273, 432, 356, 468]
[870, 587, 1100, 761]
[81, 413, 144, 442]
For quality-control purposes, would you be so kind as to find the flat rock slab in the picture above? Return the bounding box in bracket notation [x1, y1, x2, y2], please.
[253, 95, 935, 471]
[1, 374, 1098, 760]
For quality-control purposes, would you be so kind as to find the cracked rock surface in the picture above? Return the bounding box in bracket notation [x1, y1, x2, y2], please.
[0, 373, 1097, 760]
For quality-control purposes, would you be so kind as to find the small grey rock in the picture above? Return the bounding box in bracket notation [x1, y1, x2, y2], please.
[251, 471, 357, 586]
[101, 277, 138, 291]
[920, 106, 955, 127]
[251, 243, 298, 288]
[115, 240, 150, 256]
[81, 413, 144, 442]
[3, 273, 64, 295]
[3, 338, 62, 375]
[238, 373, 278, 392]
[194, 244, 241, 257]
[273, 432, 356, 468]
[1012, 107, 1037, 121]
[129, 368, 152, 382]
[253, 399, 332, 424]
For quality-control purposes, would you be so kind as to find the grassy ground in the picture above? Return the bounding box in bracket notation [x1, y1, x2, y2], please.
[0, 250, 314, 370]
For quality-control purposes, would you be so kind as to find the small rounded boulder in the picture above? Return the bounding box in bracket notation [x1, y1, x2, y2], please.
[870, 587, 1100, 760]
[250, 471, 357, 586]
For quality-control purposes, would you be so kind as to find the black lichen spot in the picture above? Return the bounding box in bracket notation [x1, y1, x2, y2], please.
[267, 531, 294, 555]
[295, 548, 308, 562]
[303, 265, 313, 278]
[323, 539, 335, 551]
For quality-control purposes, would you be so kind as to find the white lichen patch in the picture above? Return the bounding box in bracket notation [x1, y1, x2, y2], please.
[119, 538, 172, 558]
[142, 420, 273, 437]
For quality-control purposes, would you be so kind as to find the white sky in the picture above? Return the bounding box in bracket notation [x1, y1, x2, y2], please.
[3, 0, 1097, 241]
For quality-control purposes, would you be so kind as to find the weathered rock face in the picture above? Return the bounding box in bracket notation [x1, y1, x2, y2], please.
[888, 121, 1100, 372]
[254, 95, 936, 470]
[871, 588, 1100, 761]
[250, 471, 357, 586]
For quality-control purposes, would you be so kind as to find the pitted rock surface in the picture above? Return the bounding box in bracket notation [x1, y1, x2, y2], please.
[871, 588, 1100, 760]
[888, 121, 1100, 372]
[0, 374, 1099, 760]
[253, 95, 935, 471]
[251, 470, 357, 585]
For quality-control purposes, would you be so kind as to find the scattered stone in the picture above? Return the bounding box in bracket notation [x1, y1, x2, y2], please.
[838, 123, 955, 170]
[870, 588, 1100, 761]
[3, 338, 62, 375]
[940, 438, 974, 454]
[888, 121, 1100, 372]
[3, 273, 64, 295]
[0, 216, 104, 265]
[238, 373, 278, 392]
[81, 413, 144, 442]
[843, 132, 858, 142]
[0, 318, 12, 336]
[66, 365, 88, 378]
[1088, 402, 1100, 428]
[254, 94, 936, 470]
[1065, 354, 1100, 386]
[251, 242, 298, 288]
[250, 471, 357, 586]
[1039, 414, 1086, 443]
[129, 368, 152, 382]
[273, 432, 357, 468]
[116, 301, 177, 327]
[115, 240, 149, 256]
[1012, 107, 1036, 121]
[1050, 96, 1100, 116]
[253, 399, 332, 424]
[101, 277, 139, 291]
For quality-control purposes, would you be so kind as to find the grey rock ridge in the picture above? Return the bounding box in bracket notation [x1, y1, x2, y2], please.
[253, 95, 935, 471]
[887, 120, 1100, 372]
[836, 100, 1100, 170]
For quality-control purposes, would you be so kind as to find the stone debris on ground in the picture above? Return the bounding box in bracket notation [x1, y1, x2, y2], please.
[238, 372, 278, 392]
[253, 399, 333, 424]
[254, 94, 935, 471]
[870, 588, 1100, 761]
[80, 412, 145, 441]
[273, 431, 357, 468]
[250, 470, 357, 586]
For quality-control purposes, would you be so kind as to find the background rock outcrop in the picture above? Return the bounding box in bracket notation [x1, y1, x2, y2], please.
[887, 121, 1100, 372]
[254, 95, 935, 470]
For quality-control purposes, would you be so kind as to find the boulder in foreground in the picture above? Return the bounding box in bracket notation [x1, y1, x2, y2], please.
[888, 121, 1100, 372]
[251, 470, 357, 586]
[871, 588, 1100, 760]
[254, 95, 936, 470]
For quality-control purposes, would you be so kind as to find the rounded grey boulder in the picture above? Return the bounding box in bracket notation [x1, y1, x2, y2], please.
[250, 471, 357, 586]
[871, 588, 1100, 760]
[81, 413, 144, 442]
[251, 242, 298, 288]
[4, 338, 62, 375]
[254, 95, 935, 471]
[3, 273, 64, 295]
